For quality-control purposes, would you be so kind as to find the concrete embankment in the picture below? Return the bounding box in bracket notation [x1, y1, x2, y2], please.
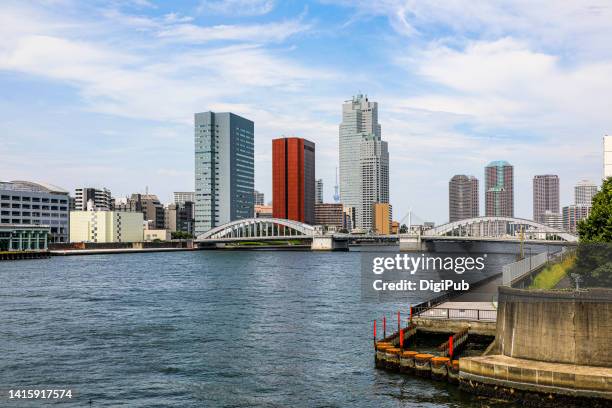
[459, 287, 612, 405]
[0, 251, 50, 261]
[51, 247, 198, 256]
[49, 241, 196, 256]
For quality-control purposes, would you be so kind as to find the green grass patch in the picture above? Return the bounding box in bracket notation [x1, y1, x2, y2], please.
[529, 255, 576, 289]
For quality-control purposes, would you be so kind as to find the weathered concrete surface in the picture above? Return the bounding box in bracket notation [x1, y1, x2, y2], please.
[414, 317, 496, 336]
[460, 354, 612, 400]
[311, 236, 349, 251]
[496, 287, 612, 367]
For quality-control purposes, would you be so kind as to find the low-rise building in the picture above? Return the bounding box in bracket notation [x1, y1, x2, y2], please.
[314, 203, 343, 229]
[0, 180, 70, 243]
[70, 210, 144, 243]
[391, 221, 400, 234]
[143, 229, 171, 241]
[0, 224, 50, 251]
[255, 205, 273, 218]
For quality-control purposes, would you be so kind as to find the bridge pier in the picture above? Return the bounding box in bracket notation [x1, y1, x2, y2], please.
[311, 236, 349, 251]
[400, 235, 426, 252]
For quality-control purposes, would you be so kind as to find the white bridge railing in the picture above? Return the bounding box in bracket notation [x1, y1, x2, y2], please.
[502, 252, 548, 286]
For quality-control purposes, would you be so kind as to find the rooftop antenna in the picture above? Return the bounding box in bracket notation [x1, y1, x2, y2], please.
[333, 167, 340, 203]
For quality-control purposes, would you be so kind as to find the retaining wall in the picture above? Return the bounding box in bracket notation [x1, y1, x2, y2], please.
[496, 287, 612, 367]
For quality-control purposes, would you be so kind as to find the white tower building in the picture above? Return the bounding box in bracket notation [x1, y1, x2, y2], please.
[339, 94, 388, 230]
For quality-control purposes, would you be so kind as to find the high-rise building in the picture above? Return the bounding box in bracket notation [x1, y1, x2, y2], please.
[315, 179, 323, 204]
[174, 192, 195, 205]
[373, 203, 392, 235]
[272, 137, 315, 224]
[532, 175, 559, 224]
[485, 161, 514, 217]
[0, 180, 70, 243]
[359, 134, 389, 230]
[563, 205, 591, 234]
[604, 135, 612, 179]
[574, 180, 598, 206]
[253, 190, 265, 206]
[449, 175, 479, 222]
[339, 94, 388, 230]
[194, 112, 254, 235]
[74, 187, 112, 211]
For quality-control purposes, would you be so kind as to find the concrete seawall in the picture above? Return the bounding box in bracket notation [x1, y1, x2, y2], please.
[460, 287, 612, 404]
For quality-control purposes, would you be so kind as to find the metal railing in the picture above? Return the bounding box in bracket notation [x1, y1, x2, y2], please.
[414, 306, 497, 321]
[502, 252, 548, 286]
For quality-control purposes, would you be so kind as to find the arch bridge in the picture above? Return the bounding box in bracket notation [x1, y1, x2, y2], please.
[422, 216, 578, 243]
[197, 218, 316, 242]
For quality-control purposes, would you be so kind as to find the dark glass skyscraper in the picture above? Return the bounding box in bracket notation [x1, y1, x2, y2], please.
[194, 112, 254, 235]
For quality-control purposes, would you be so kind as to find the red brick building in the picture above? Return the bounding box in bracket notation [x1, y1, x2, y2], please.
[272, 137, 315, 224]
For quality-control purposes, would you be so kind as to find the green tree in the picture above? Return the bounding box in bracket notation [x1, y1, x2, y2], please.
[577, 177, 612, 242]
[171, 231, 194, 240]
[571, 177, 612, 288]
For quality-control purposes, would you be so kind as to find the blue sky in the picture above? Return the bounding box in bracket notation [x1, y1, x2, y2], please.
[1, 0, 611, 224]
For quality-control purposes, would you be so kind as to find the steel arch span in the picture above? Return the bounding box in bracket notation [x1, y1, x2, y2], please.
[197, 218, 315, 241]
[424, 216, 578, 242]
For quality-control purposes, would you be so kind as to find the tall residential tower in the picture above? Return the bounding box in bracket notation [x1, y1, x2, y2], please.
[532, 175, 559, 224]
[449, 175, 479, 222]
[485, 161, 514, 217]
[194, 112, 254, 235]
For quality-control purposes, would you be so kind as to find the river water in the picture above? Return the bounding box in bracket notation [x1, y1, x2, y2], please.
[1, 250, 520, 407]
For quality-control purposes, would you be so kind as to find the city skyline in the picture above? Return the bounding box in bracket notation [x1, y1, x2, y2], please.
[1, 1, 610, 224]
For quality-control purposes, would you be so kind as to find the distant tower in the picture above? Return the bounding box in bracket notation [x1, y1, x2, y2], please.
[574, 180, 598, 206]
[532, 175, 559, 224]
[485, 160, 514, 217]
[449, 175, 479, 222]
[333, 167, 340, 203]
[604, 135, 612, 179]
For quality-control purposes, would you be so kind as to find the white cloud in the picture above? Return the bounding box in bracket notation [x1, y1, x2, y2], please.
[157, 19, 309, 43]
[396, 38, 612, 132]
[198, 0, 275, 16]
[332, 0, 612, 58]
